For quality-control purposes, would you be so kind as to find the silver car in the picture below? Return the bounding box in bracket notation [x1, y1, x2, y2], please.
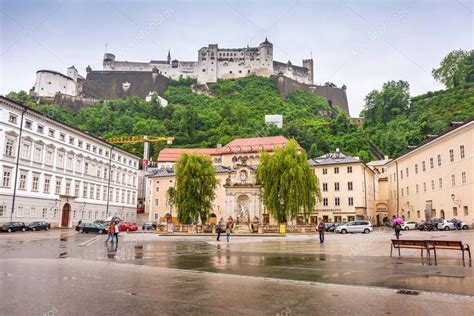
[335, 220, 373, 234]
[438, 219, 469, 230]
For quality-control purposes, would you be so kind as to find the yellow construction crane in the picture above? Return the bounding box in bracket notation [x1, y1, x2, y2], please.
[106, 136, 174, 144]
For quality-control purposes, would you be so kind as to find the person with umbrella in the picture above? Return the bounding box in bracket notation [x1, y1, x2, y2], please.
[392, 216, 404, 239]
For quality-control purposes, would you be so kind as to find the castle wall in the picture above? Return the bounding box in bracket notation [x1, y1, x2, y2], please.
[274, 75, 350, 115]
[34, 71, 77, 97]
[273, 61, 311, 85]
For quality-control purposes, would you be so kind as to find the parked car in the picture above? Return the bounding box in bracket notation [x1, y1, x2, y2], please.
[324, 222, 337, 232]
[28, 221, 50, 231]
[335, 221, 373, 234]
[93, 220, 109, 227]
[142, 221, 157, 230]
[119, 222, 138, 232]
[0, 222, 28, 233]
[437, 219, 469, 230]
[328, 223, 343, 232]
[75, 223, 108, 234]
[400, 221, 418, 230]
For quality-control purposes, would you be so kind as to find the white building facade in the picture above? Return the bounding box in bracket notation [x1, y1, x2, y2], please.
[0, 96, 140, 227]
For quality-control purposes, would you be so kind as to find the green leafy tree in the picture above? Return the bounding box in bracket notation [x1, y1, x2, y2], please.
[175, 154, 219, 224]
[256, 139, 321, 223]
[432, 49, 473, 88]
[166, 186, 176, 215]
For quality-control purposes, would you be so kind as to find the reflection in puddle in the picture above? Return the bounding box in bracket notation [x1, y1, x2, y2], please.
[59, 251, 68, 258]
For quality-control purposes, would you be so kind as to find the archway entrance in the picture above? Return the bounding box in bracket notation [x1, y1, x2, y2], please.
[61, 203, 71, 227]
[440, 209, 445, 219]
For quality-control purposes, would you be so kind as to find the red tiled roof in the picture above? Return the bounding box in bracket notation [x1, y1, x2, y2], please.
[220, 136, 289, 154]
[157, 136, 289, 162]
[157, 148, 219, 162]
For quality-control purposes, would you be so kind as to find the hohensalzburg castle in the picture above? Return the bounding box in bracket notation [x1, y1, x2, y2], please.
[102, 38, 314, 84]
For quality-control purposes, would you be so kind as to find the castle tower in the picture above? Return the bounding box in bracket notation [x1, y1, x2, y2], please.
[302, 59, 314, 85]
[103, 53, 116, 69]
[67, 65, 78, 82]
[197, 44, 218, 84]
[167, 50, 171, 64]
[258, 37, 273, 76]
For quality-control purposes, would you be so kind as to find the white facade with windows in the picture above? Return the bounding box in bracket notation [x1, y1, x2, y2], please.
[0, 96, 140, 227]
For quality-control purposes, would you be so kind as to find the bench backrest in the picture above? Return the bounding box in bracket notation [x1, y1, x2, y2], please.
[391, 239, 426, 247]
[426, 240, 463, 248]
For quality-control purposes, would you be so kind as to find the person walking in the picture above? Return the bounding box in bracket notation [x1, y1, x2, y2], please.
[113, 220, 120, 244]
[317, 219, 326, 244]
[226, 222, 232, 242]
[216, 219, 223, 241]
[105, 221, 115, 243]
[394, 222, 402, 240]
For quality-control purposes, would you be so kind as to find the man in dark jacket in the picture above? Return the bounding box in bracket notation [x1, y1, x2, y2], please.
[318, 219, 326, 243]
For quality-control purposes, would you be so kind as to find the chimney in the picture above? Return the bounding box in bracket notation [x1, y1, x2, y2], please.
[335, 148, 339, 152]
[216, 143, 222, 148]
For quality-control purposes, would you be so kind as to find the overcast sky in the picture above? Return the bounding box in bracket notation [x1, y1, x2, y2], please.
[1, 0, 472, 116]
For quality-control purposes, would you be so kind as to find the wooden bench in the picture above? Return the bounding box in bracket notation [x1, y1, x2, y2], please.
[426, 240, 471, 267]
[390, 239, 429, 264]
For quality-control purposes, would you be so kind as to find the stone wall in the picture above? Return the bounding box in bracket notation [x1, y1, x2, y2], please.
[37, 94, 101, 114]
[274, 75, 349, 115]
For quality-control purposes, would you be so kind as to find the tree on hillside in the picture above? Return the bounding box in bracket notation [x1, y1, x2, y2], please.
[361, 80, 410, 126]
[432, 49, 473, 88]
[256, 140, 321, 223]
[175, 154, 219, 224]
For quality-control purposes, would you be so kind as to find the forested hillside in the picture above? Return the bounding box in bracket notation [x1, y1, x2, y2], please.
[6, 50, 473, 162]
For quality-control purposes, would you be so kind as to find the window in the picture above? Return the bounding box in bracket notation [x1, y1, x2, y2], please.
[453, 207, 458, 217]
[69, 137, 74, 145]
[334, 182, 340, 191]
[54, 208, 59, 218]
[65, 180, 72, 195]
[84, 162, 89, 175]
[126, 191, 130, 204]
[460, 145, 465, 159]
[96, 185, 101, 200]
[121, 190, 125, 203]
[42, 208, 48, 218]
[335, 197, 340, 206]
[416, 184, 419, 193]
[21, 142, 31, 160]
[59, 133, 65, 141]
[75, 182, 80, 196]
[334, 167, 339, 174]
[45, 149, 53, 165]
[2, 168, 12, 187]
[322, 183, 327, 192]
[48, 129, 55, 137]
[90, 185, 94, 199]
[348, 182, 353, 191]
[30, 207, 36, 218]
[0, 205, 5, 217]
[430, 157, 434, 169]
[423, 182, 426, 192]
[44, 177, 51, 193]
[422, 161, 426, 172]
[78, 140, 83, 148]
[86, 143, 91, 151]
[405, 168, 409, 177]
[322, 168, 327, 175]
[155, 186, 160, 192]
[116, 190, 120, 202]
[57, 152, 64, 168]
[32, 174, 39, 191]
[37, 125, 44, 134]
[415, 164, 418, 174]
[25, 120, 32, 129]
[82, 182, 89, 199]
[464, 206, 469, 216]
[347, 166, 352, 173]
[92, 146, 97, 153]
[33, 146, 43, 163]
[8, 113, 18, 124]
[401, 188, 404, 197]
[451, 174, 456, 187]
[16, 206, 23, 217]
[461, 171, 466, 184]
[348, 197, 353, 206]
[431, 180, 435, 190]
[67, 156, 73, 170]
[449, 149, 454, 162]
[323, 198, 328, 206]
[406, 186, 409, 195]
[19, 172, 27, 190]
[103, 187, 107, 201]
[437, 154, 441, 166]
[439, 178, 443, 189]
[55, 178, 62, 194]
[75, 158, 82, 172]
[4, 138, 15, 157]
[417, 211, 420, 218]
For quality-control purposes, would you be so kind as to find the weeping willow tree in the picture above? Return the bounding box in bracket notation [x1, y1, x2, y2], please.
[256, 139, 321, 223]
[175, 154, 219, 224]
